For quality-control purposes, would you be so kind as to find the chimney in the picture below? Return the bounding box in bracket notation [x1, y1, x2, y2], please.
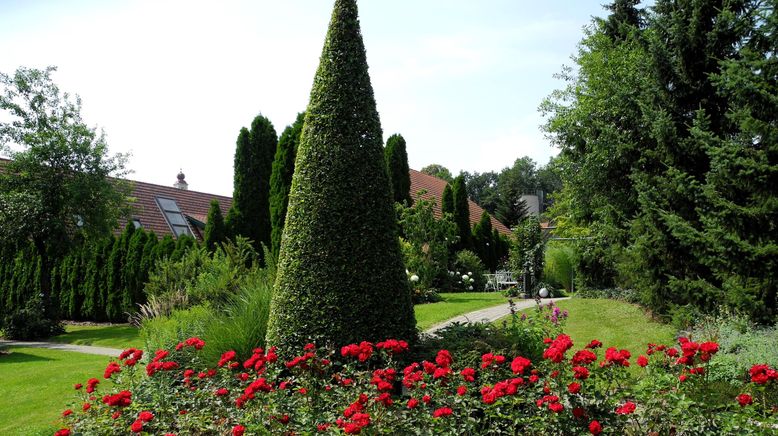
[174, 169, 188, 190]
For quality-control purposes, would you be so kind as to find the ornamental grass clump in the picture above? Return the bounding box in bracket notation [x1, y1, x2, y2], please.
[266, 0, 415, 349]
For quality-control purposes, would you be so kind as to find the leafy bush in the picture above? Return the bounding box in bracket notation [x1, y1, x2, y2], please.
[139, 305, 213, 352]
[1, 299, 64, 340]
[509, 217, 544, 293]
[397, 197, 457, 291]
[544, 242, 575, 291]
[691, 312, 778, 385]
[410, 287, 442, 305]
[447, 250, 486, 292]
[576, 287, 640, 303]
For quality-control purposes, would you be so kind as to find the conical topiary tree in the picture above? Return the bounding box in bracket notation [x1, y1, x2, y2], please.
[384, 133, 412, 205]
[204, 199, 227, 252]
[266, 0, 416, 349]
[269, 112, 304, 259]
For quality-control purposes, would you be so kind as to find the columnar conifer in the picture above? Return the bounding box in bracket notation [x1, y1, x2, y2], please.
[269, 112, 304, 259]
[204, 200, 227, 252]
[385, 133, 412, 205]
[267, 0, 416, 348]
[442, 184, 454, 216]
[452, 175, 472, 250]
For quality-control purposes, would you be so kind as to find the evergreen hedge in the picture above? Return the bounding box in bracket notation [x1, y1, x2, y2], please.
[266, 0, 416, 349]
[204, 200, 227, 253]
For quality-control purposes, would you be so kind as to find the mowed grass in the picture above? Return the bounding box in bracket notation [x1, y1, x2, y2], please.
[549, 298, 676, 363]
[0, 347, 111, 435]
[415, 292, 509, 330]
[51, 324, 142, 349]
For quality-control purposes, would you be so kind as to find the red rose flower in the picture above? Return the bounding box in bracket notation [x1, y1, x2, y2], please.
[737, 393, 753, 406]
[130, 419, 143, 433]
[615, 401, 636, 415]
[62, 409, 73, 417]
[510, 356, 532, 374]
[232, 425, 246, 436]
[138, 411, 154, 422]
[54, 429, 71, 436]
[637, 355, 649, 367]
[407, 398, 419, 409]
[589, 420, 602, 435]
[568, 382, 581, 394]
[432, 407, 453, 418]
[457, 385, 467, 396]
[82, 403, 91, 412]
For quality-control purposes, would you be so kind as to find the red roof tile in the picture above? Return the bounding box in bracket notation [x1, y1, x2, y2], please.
[409, 169, 511, 236]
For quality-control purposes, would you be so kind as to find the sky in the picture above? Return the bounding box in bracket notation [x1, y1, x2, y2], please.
[0, 0, 618, 196]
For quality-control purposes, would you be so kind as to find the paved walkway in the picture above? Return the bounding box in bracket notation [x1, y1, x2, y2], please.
[423, 297, 570, 336]
[0, 297, 570, 356]
[0, 339, 122, 357]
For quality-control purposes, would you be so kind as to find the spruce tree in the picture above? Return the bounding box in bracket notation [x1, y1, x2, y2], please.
[226, 115, 277, 261]
[452, 175, 472, 250]
[384, 133, 412, 205]
[441, 184, 454, 215]
[204, 200, 227, 252]
[270, 112, 305, 259]
[266, 0, 416, 348]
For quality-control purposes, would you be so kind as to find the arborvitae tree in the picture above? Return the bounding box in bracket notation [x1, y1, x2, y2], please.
[267, 0, 416, 348]
[171, 235, 196, 261]
[67, 246, 85, 320]
[154, 235, 176, 261]
[452, 175, 472, 250]
[81, 243, 98, 319]
[204, 200, 227, 253]
[139, 231, 158, 287]
[96, 236, 115, 321]
[226, 115, 277, 261]
[493, 228, 510, 266]
[472, 210, 497, 271]
[123, 229, 147, 312]
[270, 112, 305, 259]
[441, 184, 454, 215]
[384, 133, 412, 205]
[105, 223, 134, 321]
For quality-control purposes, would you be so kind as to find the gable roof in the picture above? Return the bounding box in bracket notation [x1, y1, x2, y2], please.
[409, 169, 511, 236]
[123, 179, 231, 241]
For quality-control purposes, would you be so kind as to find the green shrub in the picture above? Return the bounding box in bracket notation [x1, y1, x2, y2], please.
[266, 0, 416, 348]
[544, 242, 575, 291]
[450, 250, 486, 292]
[691, 312, 778, 384]
[1, 299, 64, 340]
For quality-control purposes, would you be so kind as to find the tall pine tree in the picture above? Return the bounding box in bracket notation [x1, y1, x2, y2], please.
[267, 0, 416, 348]
[384, 133, 412, 205]
[270, 112, 304, 259]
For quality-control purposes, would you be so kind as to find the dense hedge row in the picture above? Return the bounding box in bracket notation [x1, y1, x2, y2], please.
[0, 224, 196, 323]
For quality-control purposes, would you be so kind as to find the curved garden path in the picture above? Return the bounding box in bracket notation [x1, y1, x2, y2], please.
[0, 297, 570, 356]
[422, 297, 570, 336]
[0, 339, 122, 357]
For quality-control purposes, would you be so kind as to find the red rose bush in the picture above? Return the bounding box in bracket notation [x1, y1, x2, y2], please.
[55, 334, 778, 435]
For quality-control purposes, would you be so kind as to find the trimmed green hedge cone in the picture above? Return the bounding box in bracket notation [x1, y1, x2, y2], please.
[266, 0, 416, 349]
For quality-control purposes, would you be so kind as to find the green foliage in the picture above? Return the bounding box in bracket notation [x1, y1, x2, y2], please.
[472, 210, 497, 271]
[441, 183, 454, 215]
[154, 235, 176, 260]
[452, 250, 487, 292]
[204, 200, 227, 253]
[420, 163, 453, 183]
[542, 1, 776, 322]
[397, 196, 457, 291]
[451, 175, 472, 251]
[227, 115, 277, 262]
[1, 298, 64, 340]
[509, 217, 544, 293]
[384, 133, 412, 205]
[494, 157, 535, 228]
[543, 242, 576, 291]
[267, 0, 416, 349]
[0, 66, 130, 319]
[269, 112, 304, 259]
[139, 305, 212, 352]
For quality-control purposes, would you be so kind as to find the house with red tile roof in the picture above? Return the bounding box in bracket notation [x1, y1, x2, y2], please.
[2, 157, 509, 240]
[409, 169, 511, 236]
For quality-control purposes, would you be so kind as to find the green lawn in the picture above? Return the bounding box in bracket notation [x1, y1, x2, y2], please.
[50, 324, 142, 349]
[415, 292, 509, 330]
[539, 298, 676, 363]
[0, 347, 111, 435]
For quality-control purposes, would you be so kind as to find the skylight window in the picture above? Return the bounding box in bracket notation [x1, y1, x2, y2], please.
[132, 219, 142, 229]
[155, 197, 191, 238]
